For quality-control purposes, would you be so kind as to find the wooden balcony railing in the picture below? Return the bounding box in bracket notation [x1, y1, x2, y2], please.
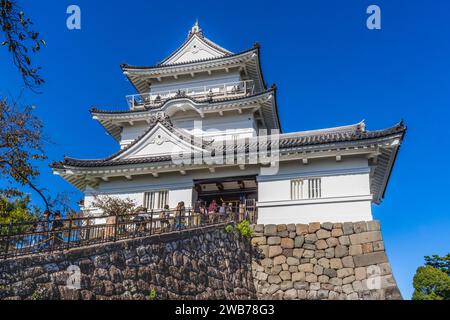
[0, 204, 257, 260]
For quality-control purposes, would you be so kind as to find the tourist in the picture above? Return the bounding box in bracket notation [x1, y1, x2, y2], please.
[193, 200, 202, 227]
[218, 203, 226, 222]
[239, 203, 245, 222]
[227, 203, 234, 221]
[175, 202, 186, 229]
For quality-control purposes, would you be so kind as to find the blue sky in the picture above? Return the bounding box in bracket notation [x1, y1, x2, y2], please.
[1, 0, 449, 299]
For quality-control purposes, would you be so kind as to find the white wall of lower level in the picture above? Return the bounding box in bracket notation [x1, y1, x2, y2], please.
[83, 156, 374, 223]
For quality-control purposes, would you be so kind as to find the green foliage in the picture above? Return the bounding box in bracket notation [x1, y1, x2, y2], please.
[235, 220, 253, 239]
[412, 265, 450, 300]
[149, 288, 156, 300]
[31, 287, 47, 300]
[224, 224, 234, 234]
[0, 195, 38, 227]
[425, 254, 450, 275]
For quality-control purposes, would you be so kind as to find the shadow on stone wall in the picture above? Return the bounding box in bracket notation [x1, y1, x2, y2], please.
[0, 223, 256, 300]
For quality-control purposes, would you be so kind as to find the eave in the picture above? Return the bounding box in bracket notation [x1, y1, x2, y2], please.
[91, 88, 280, 141]
[51, 122, 406, 201]
[121, 46, 266, 94]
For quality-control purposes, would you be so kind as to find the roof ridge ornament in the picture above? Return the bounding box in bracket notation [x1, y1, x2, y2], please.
[189, 19, 203, 37]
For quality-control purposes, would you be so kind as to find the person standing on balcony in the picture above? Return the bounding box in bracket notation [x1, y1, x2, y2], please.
[218, 202, 226, 222]
[175, 202, 186, 229]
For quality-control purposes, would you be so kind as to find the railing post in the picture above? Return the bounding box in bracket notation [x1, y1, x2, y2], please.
[114, 214, 119, 242]
[66, 218, 73, 251]
[149, 210, 153, 236]
[3, 222, 13, 259]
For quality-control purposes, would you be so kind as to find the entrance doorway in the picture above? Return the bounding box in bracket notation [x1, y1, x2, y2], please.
[193, 175, 258, 223]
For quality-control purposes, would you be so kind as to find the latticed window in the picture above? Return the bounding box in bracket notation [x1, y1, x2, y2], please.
[143, 191, 169, 210]
[291, 178, 322, 200]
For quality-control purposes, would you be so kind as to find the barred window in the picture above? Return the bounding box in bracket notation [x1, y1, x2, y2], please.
[291, 178, 322, 200]
[143, 190, 169, 210]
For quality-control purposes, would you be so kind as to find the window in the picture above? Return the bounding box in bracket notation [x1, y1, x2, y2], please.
[291, 178, 322, 200]
[143, 190, 169, 210]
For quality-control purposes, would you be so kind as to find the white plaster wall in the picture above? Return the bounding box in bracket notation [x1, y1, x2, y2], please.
[119, 111, 257, 148]
[120, 123, 148, 148]
[257, 200, 372, 224]
[256, 157, 373, 223]
[173, 111, 257, 141]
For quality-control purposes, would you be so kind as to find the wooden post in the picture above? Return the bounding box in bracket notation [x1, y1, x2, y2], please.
[4, 223, 13, 259]
[114, 215, 119, 242]
[149, 210, 153, 236]
[66, 218, 73, 250]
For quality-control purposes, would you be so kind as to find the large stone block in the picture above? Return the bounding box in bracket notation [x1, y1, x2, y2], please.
[355, 267, 367, 281]
[308, 222, 321, 233]
[338, 236, 350, 246]
[267, 237, 281, 245]
[296, 224, 309, 235]
[353, 252, 388, 267]
[268, 275, 282, 284]
[316, 229, 331, 240]
[268, 246, 283, 258]
[341, 256, 355, 268]
[349, 245, 362, 256]
[325, 248, 335, 258]
[330, 258, 343, 269]
[298, 263, 314, 273]
[293, 248, 304, 258]
[305, 273, 318, 283]
[318, 258, 330, 269]
[334, 245, 349, 258]
[292, 272, 305, 282]
[315, 240, 328, 250]
[343, 222, 354, 235]
[281, 238, 294, 249]
[305, 234, 318, 244]
[284, 288, 298, 300]
[264, 225, 278, 236]
[331, 229, 343, 237]
[349, 231, 382, 245]
[251, 237, 267, 246]
[273, 255, 287, 266]
[326, 237, 339, 248]
[366, 220, 380, 231]
[353, 221, 367, 234]
[302, 250, 315, 258]
[287, 257, 300, 266]
[321, 222, 333, 231]
[294, 236, 304, 248]
[337, 268, 354, 278]
[279, 271, 291, 281]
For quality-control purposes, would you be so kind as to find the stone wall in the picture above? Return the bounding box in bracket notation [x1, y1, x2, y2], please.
[0, 220, 402, 300]
[250, 221, 402, 300]
[0, 224, 255, 300]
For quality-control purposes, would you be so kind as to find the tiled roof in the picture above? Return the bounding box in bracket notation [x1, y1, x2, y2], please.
[121, 46, 256, 70]
[90, 87, 276, 115]
[51, 121, 406, 169]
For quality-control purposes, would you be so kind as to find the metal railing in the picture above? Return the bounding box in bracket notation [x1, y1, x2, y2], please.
[0, 204, 257, 260]
[126, 80, 255, 110]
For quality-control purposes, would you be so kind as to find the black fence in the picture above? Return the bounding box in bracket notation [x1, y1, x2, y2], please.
[0, 204, 257, 260]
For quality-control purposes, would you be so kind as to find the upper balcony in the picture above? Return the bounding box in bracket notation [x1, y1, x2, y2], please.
[126, 80, 255, 110]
